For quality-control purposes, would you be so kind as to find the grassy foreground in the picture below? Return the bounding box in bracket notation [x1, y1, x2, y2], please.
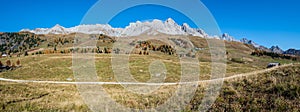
[0, 53, 299, 111]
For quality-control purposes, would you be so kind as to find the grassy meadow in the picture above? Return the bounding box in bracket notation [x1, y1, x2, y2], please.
[0, 34, 299, 111]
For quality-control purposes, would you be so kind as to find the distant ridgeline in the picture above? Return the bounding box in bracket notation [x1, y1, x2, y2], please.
[0, 31, 299, 62]
[251, 49, 300, 61]
[239, 38, 300, 61]
[0, 32, 45, 57]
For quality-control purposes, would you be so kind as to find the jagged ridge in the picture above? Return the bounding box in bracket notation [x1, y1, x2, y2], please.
[20, 18, 234, 41]
[21, 18, 300, 55]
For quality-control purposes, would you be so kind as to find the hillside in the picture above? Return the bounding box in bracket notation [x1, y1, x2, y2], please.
[0, 32, 45, 56]
[0, 32, 298, 80]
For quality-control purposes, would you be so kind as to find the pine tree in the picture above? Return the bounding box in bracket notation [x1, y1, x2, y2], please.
[104, 48, 108, 54]
[24, 51, 29, 56]
[0, 61, 3, 67]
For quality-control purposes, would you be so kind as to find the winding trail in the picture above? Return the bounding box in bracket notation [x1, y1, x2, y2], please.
[0, 63, 294, 86]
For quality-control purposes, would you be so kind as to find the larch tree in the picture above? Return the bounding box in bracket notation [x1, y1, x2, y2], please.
[16, 59, 21, 66]
[6, 60, 11, 67]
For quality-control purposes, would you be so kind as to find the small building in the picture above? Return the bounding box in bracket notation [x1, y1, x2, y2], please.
[1, 54, 8, 58]
[267, 62, 281, 68]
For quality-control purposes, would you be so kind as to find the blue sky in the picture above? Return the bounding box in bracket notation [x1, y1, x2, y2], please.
[0, 0, 299, 50]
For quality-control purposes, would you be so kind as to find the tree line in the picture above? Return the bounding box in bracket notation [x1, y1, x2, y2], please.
[134, 40, 176, 56]
[251, 50, 298, 61]
[0, 59, 21, 71]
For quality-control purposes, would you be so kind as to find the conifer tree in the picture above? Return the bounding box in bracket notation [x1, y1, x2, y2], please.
[16, 59, 21, 66]
[6, 60, 11, 67]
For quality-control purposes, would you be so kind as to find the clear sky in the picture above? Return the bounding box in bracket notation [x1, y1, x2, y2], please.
[0, 0, 299, 50]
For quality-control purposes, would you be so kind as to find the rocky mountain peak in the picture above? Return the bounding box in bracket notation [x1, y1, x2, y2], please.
[270, 45, 284, 54]
[21, 18, 237, 41]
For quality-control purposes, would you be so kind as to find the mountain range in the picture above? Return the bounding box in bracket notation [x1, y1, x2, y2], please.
[239, 38, 299, 56]
[20, 18, 299, 56]
[21, 18, 234, 40]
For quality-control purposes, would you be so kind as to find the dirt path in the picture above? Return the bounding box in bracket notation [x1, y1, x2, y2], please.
[0, 63, 294, 85]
